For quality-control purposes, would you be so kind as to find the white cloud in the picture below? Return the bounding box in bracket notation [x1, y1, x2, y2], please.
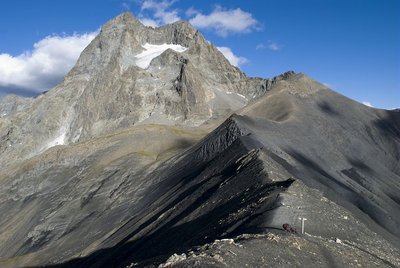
[136, 2, 260, 36]
[139, 0, 180, 27]
[256, 41, 281, 51]
[189, 6, 260, 37]
[185, 7, 198, 17]
[121, 2, 130, 10]
[140, 17, 159, 28]
[268, 42, 281, 51]
[362, 101, 374, 107]
[0, 32, 97, 93]
[256, 43, 266, 50]
[217, 46, 248, 67]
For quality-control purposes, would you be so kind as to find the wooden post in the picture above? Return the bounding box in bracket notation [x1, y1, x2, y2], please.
[299, 217, 307, 234]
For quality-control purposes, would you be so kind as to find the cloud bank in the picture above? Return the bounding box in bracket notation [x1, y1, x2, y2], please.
[0, 32, 97, 94]
[137, 1, 260, 37]
[256, 41, 281, 51]
[189, 6, 260, 37]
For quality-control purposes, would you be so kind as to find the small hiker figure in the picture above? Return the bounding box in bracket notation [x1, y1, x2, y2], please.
[282, 223, 297, 233]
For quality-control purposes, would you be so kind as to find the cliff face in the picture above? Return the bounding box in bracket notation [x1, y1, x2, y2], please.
[0, 13, 289, 166]
[0, 12, 399, 268]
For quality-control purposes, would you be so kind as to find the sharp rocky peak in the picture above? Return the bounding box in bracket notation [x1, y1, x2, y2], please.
[101, 12, 197, 34]
[99, 12, 198, 47]
[67, 12, 202, 79]
[0, 12, 296, 165]
[102, 12, 144, 29]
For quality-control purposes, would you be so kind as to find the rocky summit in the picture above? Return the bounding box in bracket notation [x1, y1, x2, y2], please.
[0, 12, 399, 268]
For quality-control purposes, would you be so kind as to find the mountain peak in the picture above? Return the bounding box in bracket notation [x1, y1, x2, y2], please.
[112, 11, 141, 24]
[167, 19, 197, 31]
[0, 12, 294, 163]
[2, 11, 400, 268]
[101, 12, 144, 32]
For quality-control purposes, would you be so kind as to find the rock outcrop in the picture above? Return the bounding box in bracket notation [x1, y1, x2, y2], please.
[0, 12, 292, 167]
[0, 12, 399, 268]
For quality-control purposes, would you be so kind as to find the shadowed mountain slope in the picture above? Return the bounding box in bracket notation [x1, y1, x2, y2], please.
[0, 12, 289, 168]
[0, 12, 399, 268]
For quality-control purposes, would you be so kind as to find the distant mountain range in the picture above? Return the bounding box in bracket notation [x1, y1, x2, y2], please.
[0, 12, 399, 268]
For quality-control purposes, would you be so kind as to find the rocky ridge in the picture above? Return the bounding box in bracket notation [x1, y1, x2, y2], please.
[0, 13, 292, 167]
[0, 12, 399, 268]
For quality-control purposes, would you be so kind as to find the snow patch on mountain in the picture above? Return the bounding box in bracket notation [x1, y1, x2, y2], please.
[135, 43, 188, 69]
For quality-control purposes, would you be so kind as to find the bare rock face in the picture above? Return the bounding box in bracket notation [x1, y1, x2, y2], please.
[0, 95, 34, 118]
[0, 12, 399, 268]
[0, 12, 291, 166]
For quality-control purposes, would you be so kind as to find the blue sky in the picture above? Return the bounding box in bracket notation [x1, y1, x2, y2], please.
[0, 0, 399, 109]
